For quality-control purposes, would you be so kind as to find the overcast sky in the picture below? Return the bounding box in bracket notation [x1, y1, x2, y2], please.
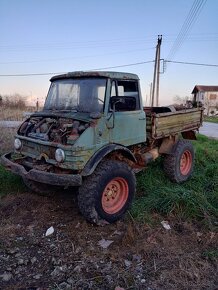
[0, 0, 217, 106]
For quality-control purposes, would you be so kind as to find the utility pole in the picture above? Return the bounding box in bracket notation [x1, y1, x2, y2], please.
[151, 42, 158, 107]
[149, 82, 152, 106]
[151, 35, 162, 107]
[36, 98, 39, 111]
[156, 36, 162, 107]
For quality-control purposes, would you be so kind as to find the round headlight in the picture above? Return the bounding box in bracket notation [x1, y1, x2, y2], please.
[14, 138, 22, 150]
[55, 148, 65, 163]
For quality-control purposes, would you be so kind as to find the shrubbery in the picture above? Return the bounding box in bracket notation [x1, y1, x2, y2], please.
[0, 93, 27, 109]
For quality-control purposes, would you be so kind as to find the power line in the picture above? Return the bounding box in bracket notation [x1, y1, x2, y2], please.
[167, 0, 207, 61]
[0, 39, 157, 52]
[91, 60, 155, 71]
[167, 0, 202, 60]
[0, 37, 155, 49]
[2, 34, 218, 65]
[3, 32, 218, 65]
[2, 30, 217, 54]
[1, 32, 217, 48]
[168, 1, 204, 58]
[165, 60, 218, 67]
[0, 60, 155, 76]
[0, 47, 155, 65]
[0, 59, 218, 77]
[0, 72, 65, 77]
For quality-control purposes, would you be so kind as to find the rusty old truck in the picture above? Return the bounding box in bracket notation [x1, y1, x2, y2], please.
[1, 71, 203, 224]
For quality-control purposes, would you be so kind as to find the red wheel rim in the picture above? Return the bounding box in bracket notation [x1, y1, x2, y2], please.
[102, 177, 129, 214]
[180, 150, 192, 175]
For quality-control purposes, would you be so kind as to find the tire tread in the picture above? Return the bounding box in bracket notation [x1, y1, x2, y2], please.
[163, 140, 194, 183]
[78, 160, 136, 224]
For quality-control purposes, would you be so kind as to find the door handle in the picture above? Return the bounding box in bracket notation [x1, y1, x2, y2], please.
[139, 117, 146, 120]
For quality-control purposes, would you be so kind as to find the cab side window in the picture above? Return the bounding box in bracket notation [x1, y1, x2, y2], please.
[110, 80, 140, 111]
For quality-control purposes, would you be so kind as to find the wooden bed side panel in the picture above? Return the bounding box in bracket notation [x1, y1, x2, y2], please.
[146, 108, 203, 140]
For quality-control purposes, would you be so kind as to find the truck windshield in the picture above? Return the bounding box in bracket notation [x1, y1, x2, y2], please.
[44, 78, 106, 112]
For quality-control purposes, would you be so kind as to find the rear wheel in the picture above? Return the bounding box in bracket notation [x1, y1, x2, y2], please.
[163, 140, 194, 183]
[78, 160, 136, 224]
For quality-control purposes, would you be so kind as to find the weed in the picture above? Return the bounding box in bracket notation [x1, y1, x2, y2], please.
[0, 165, 25, 198]
[132, 134, 218, 225]
[202, 249, 218, 261]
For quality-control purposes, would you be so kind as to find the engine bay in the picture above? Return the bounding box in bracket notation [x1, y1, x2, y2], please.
[18, 116, 89, 145]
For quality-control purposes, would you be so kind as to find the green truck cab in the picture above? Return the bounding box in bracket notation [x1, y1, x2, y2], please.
[1, 71, 203, 224]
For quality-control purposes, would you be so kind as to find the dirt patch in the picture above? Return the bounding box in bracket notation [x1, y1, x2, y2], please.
[0, 191, 217, 290]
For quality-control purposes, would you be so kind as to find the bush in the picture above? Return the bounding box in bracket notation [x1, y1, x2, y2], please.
[2, 94, 27, 109]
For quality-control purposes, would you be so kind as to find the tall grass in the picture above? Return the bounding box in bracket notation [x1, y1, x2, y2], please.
[0, 128, 17, 155]
[131, 134, 218, 225]
[0, 94, 37, 121]
[0, 106, 36, 121]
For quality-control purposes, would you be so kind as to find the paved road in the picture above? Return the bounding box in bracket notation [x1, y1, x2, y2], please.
[199, 122, 218, 139]
[0, 121, 22, 128]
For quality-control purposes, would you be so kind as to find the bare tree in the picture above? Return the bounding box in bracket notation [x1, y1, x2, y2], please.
[173, 95, 190, 105]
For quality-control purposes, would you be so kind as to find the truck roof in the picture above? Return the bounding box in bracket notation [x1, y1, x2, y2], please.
[50, 71, 139, 81]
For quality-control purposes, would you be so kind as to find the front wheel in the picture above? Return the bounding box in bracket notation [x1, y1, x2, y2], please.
[163, 140, 194, 183]
[78, 160, 136, 224]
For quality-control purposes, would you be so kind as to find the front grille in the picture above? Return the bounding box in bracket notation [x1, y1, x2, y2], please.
[21, 140, 56, 159]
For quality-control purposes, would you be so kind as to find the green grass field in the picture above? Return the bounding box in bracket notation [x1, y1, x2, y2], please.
[204, 116, 218, 123]
[0, 134, 217, 227]
[0, 165, 25, 196]
[132, 134, 218, 226]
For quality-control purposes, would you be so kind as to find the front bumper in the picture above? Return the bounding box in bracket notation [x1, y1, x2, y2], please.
[0, 153, 82, 187]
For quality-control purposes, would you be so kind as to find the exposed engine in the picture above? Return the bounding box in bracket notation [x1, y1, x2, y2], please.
[18, 116, 89, 145]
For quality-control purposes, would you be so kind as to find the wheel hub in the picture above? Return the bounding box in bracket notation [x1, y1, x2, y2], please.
[102, 177, 129, 214]
[180, 150, 192, 175]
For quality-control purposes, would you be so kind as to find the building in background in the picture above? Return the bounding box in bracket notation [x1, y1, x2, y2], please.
[192, 85, 218, 116]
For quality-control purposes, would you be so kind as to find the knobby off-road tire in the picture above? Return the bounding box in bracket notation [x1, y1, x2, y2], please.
[22, 177, 61, 196]
[163, 140, 194, 183]
[78, 160, 136, 224]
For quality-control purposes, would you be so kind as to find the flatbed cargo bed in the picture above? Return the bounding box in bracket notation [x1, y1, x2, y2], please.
[144, 107, 204, 140]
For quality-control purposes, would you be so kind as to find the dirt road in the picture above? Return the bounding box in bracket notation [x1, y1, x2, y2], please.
[0, 121, 22, 128]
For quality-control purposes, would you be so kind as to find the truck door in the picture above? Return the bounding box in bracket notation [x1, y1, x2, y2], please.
[107, 80, 146, 146]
